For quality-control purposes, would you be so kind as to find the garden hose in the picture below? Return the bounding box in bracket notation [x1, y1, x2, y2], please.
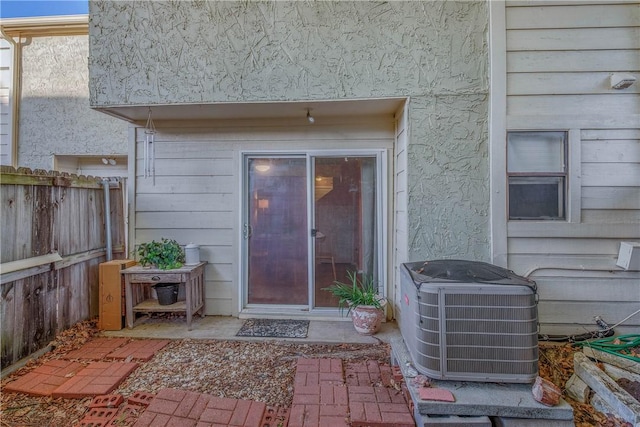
[576, 334, 640, 363]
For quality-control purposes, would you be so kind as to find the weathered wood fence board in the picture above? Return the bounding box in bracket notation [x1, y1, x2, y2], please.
[1, 166, 125, 369]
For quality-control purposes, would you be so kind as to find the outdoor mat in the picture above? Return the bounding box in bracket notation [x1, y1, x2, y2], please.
[236, 319, 310, 338]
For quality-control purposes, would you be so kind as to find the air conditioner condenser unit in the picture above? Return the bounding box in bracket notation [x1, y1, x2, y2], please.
[399, 260, 539, 383]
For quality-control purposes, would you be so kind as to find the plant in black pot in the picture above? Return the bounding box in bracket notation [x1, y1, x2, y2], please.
[137, 238, 185, 270]
[323, 270, 386, 335]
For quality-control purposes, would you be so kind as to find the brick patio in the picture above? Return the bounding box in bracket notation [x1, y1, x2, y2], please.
[4, 337, 415, 426]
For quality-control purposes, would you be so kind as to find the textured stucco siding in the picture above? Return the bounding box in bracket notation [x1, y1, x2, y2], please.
[89, 0, 490, 261]
[407, 94, 489, 261]
[19, 35, 128, 169]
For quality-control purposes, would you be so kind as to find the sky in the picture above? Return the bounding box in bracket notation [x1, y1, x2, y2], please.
[1, 0, 88, 19]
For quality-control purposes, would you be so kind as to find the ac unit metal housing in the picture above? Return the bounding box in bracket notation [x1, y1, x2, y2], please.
[399, 260, 539, 383]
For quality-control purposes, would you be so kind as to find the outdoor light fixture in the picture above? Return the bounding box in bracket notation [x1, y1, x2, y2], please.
[610, 73, 636, 90]
[101, 157, 117, 165]
[307, 109, 315, 124]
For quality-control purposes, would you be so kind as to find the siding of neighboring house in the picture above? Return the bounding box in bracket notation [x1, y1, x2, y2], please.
[18, 34, 128, 170]
[132, 117, 395, 315]
[504, 1, 640, 334]
[0, 38, 13, 166]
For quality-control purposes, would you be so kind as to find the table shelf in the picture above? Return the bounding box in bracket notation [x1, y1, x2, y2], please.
[122, 262, 206, 330]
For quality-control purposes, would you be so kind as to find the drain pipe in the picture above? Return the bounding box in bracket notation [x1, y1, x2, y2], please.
[102, 179, 113, 261]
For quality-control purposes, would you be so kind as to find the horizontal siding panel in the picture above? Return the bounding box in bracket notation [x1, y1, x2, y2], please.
[507, 28, 640, 51]
[582, 140, 640, 162]
[507, 94, 640, 116]
[582, 163, 640, 186]
[135, 229, 234, 246]
[508, 254, 617, 276]
[507, 4, 640, 29]
[136, 212, 233, 229]
[507, 222, 639, 238]
[507, 50, 640, 73]
[538, 301, 640, 327]
[135, 142, 233, 159]
[136, 176, 235, 194]
[582, 187, 640, 209]
[134, 158, 234, 176]
[508, 237, 621, 255]
[205, 298, 234, 316]
[508, 72, 640, 95]
[206, 280, 234, 297]
[507, 114, 640, 129]
[582, 129, 640, 140]
[136, 193, 234, 211]
[535, 276, 640, 302]
[582, 209, 640, 223]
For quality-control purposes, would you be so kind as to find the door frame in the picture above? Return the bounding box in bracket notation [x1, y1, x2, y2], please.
[238, 149, 389, 317]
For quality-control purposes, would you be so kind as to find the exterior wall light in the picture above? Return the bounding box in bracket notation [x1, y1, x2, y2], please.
[610, 73, 636, 90]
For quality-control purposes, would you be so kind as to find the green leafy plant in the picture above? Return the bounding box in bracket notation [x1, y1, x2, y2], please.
[136, 238, 185, 270]
[322, 270, 384, 314]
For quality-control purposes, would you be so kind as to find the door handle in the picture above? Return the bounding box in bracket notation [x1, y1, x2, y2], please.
[311, 229, 318, 237]
[243, 224, 252, 239]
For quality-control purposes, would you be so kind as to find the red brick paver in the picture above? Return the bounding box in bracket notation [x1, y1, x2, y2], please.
[349, 386, 414, 427]
[52, 362, 138, 398]
[89, 394, 125, 408]
[294, 357, 344, 388]
[135, 388, 267, 427]
[107, 339, 170, 361]
[345, 360, 393, 387]
[4, 360, 84, 396]
[63, 338, 129, 360]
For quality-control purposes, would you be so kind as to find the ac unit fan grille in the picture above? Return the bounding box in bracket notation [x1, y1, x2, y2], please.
[445, 319, 537, 334]
[447, 359, 539, 376]
[446, 345, 538, 362]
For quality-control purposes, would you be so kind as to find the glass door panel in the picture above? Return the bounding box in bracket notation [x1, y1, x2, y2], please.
[247, 157, 308, 305]
[313, 156, 378, 308]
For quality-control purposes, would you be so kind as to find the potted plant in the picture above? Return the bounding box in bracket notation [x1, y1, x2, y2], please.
[136, 238, 185, 270]
[323, 270, 386, 335]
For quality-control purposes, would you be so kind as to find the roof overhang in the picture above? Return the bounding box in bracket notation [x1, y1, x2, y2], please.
[0, 15, 88, 37]
[94, 98, 407, 125]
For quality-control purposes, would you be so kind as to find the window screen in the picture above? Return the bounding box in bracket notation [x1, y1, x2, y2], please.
[507, 131, 567, 220]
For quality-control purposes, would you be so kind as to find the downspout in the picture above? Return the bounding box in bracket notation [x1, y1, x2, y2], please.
[102, 179, 113, 261]
[0, 27, 21, 167]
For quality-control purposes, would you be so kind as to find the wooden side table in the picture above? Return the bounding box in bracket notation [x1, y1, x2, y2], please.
[121, 262, 206, 331]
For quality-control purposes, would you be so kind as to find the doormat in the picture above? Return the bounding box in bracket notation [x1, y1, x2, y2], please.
[236, 319, 310, 338]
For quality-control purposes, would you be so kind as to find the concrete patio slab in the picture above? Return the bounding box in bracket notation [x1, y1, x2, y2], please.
[101, 316, 401, 345]
[391, 337, 574, 422]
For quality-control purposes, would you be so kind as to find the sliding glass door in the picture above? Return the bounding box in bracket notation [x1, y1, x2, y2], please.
[243, 153, 382, 310]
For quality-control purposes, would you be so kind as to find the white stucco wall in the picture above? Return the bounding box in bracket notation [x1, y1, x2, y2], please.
[19, 35, 128, 169]
[89, 1, 490, 261]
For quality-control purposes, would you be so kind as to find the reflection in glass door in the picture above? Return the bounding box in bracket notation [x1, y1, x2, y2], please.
[313, 156, 378, 308]
[246, 157, 308, 305]
[244, 154, 380, 310]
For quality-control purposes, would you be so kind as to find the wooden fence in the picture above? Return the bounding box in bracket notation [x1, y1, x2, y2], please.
[1, 166, 126, 369]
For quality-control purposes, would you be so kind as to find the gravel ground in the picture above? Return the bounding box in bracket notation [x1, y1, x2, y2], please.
[0, 320, 633, 427]
[0, 320, 389, 427]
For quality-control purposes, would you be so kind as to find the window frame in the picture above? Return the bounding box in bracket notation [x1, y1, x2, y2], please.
[506, 130, 569, 221]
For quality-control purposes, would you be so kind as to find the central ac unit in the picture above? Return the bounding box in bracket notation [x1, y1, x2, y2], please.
[399, 260, 538, 383]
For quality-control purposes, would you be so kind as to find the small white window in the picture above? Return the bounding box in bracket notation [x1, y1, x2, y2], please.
[507, 131, 567, 220]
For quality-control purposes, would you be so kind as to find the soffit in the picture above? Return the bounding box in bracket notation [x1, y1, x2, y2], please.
[94, 98, 407, 124]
